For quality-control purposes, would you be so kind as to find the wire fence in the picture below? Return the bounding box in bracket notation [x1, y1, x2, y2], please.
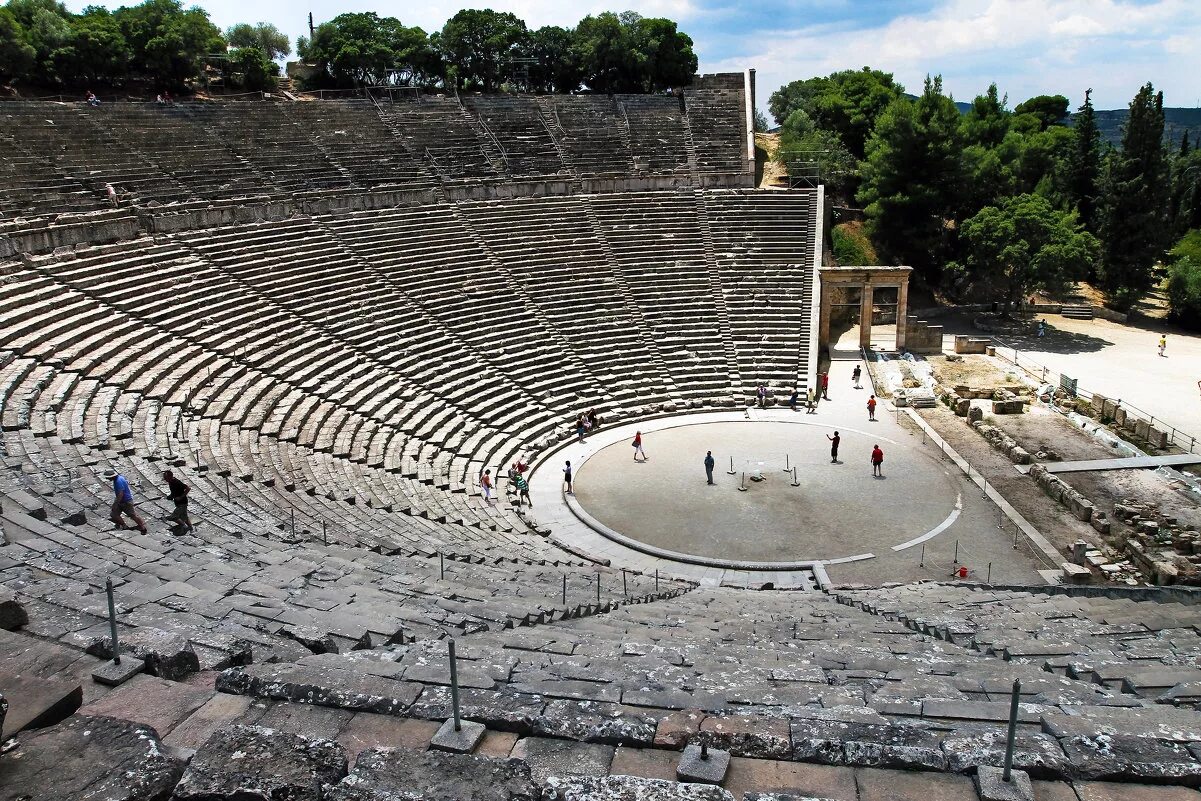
[989, 338, 1199, 454]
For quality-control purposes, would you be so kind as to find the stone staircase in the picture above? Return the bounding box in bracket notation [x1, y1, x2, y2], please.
[1061, 305, 1095, 320]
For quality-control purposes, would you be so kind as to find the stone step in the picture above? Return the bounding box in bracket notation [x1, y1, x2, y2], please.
[0, 671, 83, 738]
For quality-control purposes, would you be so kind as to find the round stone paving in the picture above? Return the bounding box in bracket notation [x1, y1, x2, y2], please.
[571, 420, 962, 565]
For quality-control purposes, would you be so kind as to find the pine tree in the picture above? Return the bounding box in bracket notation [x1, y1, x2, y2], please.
[1066, 89, 1101, 233]
[1180, 130, 1190, 157]
[1097, 83, 1170, 309]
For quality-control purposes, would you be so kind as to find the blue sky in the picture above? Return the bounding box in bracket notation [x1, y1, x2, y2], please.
[67, 0, 1201, 114]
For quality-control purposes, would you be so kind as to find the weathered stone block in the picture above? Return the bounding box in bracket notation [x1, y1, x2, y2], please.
[326, 746, 538, 801]
[84, 626, 199, 680]
[543, 775, 735, 800]
[0, 714, 184, 801]
[173, 725, 347, 801]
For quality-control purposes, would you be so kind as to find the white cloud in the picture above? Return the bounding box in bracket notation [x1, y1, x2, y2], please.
[701, 0, 1201, 116]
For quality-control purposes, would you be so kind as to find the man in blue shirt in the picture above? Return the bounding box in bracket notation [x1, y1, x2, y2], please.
[105, 469, 147, 533]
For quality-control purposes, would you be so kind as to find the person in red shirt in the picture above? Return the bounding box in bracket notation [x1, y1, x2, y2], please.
[821, 373, 830, 400]
[867, 394, 877, 421]
[632, 431, 647, 462]
[871, 445, 884, 477]
[480, 469, 494, 503]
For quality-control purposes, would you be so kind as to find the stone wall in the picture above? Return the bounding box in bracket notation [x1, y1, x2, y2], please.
[1029, 464, 1094, 522]
[905, 315, 943, 353]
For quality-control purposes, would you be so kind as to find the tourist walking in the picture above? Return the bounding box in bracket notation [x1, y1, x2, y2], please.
[1037, 319, 1047, 338]
[104, 183, 118, 207]
[162, 470, 192, 531]
[480, 469, 494, 504]
[514, 473, 531, 506]
[806, 388, 817, 414]
[106, 469, 147, 533]
[867, 395, 877, 421]
[871, 445, 884, 477]
[788, 388, 798, 412]
[1159, 335, 1167, 357]
[852, 365, 862, 389]
[704, 450, 715, 484]
[632, 431, 648, 462]
[821, 373, 830, 400]
[563, 460, 574, 494]
[827, 432, 840, 463]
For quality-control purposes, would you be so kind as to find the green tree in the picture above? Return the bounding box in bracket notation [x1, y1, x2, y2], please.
[303, 12, 433, 88]
[7, 0, 71, 81]
[1065, 89, 1101, 233]
[437, 8, 526, 92]
[1013, 94, 1069, 131]
[961, 83, 1009, 148]
[0, 7, 36, 81]
[954, 193, 1099, 308]
[769, 68, 903, 159]
[56, 8, 129, 85]
[858, 76, 965, 282]
[572, 11, 634, 92]
[114, 0, 224, 87]
[631, 14, 695, 91]
[1165, 230, 1201, 328]
[1097, 83, 1171, 309]
[228, 44, 275, 91]
[524, 25, 580, 93]
[225, 21, 289, 60]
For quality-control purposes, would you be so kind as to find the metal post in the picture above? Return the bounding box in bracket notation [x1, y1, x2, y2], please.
[998, 505, 1003, 529]
[105, 579, 121, 665]
[784, 453, 790, 472]
[596, 574, 600, 605]
[322, 520, 327, 545]
[448, 639, 461, 732]
[919, 544, 925, 568]
[727, 455, 736, 475]
[738, 471, 746, 491]
[792, 621, 797, 639]
[1002, 679, 1021, 782]
[622, 568, 627, 597]
[981, 478, 988, 500]
[290, 508, 295, 539]
[562, 574, 567, 604]
[439, 551, 445, 580]
[700, 736, 709, 760]
[790, 467, 799, 487]
[986, 562, 992, 584]
[225, 475, 230, 500]
[1013, 526, 1019, 549]
[655, 569, 659, 592]
[953, 540, 959, 565]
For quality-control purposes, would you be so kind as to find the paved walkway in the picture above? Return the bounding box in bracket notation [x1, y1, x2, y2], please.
[1015, 454, 1201, 474]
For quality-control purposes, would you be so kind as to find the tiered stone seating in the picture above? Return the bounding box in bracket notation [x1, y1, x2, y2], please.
[838, 583, 1201, 707]
[543, 96, 634, 177]
[317, 203, 599, 427]
[181, 102, 351, 193]
[707, 189, 819, 395]
[96, 103, 275, 200]
[618, 95, 691, 176]
[0, 102, 188, 206]
[377, 96, 504, 180]
[217, 585, 1201, 784]
[284, 101, 432, 189]
[457, 195, 674, 409]
[0, 132, 105, 217]
[587, 191, 731, 399]
[684, 87, 748, 177]
[462, 96, 567, 178]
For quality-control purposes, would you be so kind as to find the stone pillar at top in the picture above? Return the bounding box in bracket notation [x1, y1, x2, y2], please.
[895, 278, 910, 352]
[859, 283, 874, 350]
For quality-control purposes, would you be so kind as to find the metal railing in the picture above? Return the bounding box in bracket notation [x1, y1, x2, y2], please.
[989, 338, 1198, 454]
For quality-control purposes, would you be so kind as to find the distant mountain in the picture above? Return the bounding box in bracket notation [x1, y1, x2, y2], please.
[904, 93, 1200, 147]
[1082, 107, 1201, 148]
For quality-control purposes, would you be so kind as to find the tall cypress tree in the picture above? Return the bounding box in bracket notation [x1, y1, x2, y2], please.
[1097, 83, 1170, 309]
[1066, 89, 1101, 233]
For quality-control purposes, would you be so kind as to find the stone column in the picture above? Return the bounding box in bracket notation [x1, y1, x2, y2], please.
[859, 283, 874, 349]
[895, 278, 909, 352]
[819, 286, 832, 350]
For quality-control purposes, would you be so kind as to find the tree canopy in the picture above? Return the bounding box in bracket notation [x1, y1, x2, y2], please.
[769, 67, 903, 160]
[953, 193, 1099, 307]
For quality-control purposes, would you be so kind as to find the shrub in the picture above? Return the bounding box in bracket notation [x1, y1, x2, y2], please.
[1166, 255, 1201, 330]
[831, 221, 877, 265]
